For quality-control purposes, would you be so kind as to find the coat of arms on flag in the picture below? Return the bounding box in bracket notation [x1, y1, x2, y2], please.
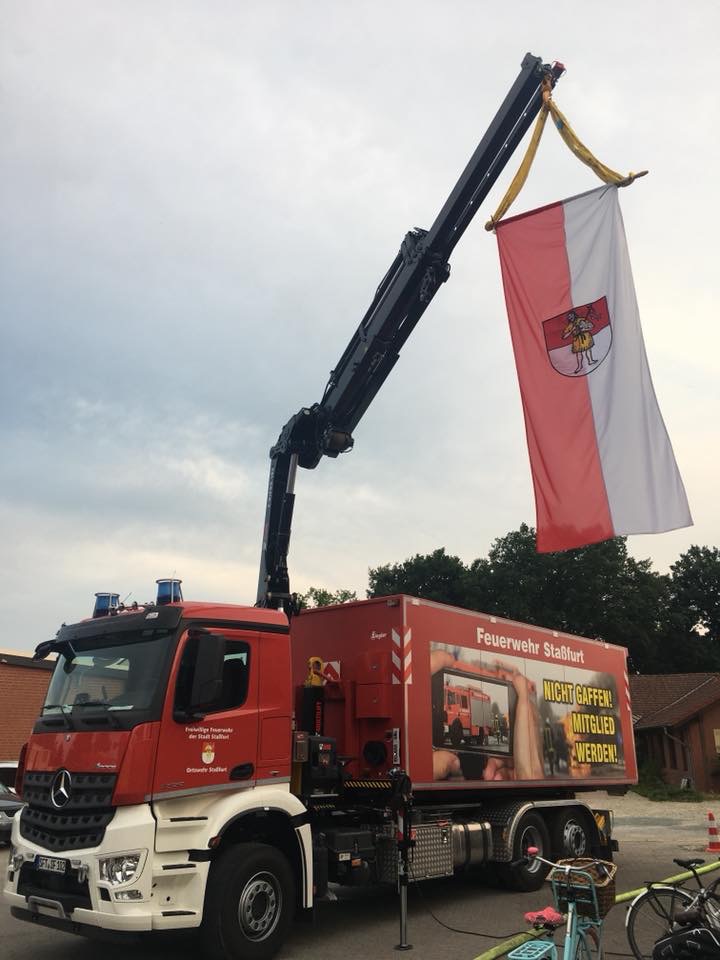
[543, 296, 612, 377]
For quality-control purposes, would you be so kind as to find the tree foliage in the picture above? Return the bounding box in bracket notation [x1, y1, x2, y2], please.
[296, 586, 357, 610]
[366, 525, 720, 674]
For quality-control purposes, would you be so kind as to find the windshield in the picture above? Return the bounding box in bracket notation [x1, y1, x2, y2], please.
[42, 628, 174, 726]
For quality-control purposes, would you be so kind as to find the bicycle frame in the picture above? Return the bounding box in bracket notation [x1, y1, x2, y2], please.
[508, 858, 606, 959]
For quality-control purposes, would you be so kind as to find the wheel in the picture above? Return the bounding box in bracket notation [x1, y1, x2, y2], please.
[502, 812, 551, 891]
[551, 809, 593, 860]
[450, 719, 463, 748]
[575, 929, 597, 959]
[201, 842, 295, 960]
[626, 885, 696, 960]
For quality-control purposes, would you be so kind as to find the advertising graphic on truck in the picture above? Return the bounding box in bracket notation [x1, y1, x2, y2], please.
[430, 638, 627, 782]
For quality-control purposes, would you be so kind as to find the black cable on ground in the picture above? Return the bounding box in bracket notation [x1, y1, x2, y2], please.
[409, 867, 637, 956]
[409, 867, 526, 940]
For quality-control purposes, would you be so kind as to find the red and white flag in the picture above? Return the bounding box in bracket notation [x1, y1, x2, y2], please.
[496, 185, 692, 552]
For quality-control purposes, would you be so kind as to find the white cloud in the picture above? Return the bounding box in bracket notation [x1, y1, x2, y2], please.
[1, 0, 718, 648]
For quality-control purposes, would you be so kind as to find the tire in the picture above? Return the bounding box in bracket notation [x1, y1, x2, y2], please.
[551, 809, 593, 860]
[450, 719, 463, 748]
[575, 929, 596, 960]
[201, 842, 295, 960]
[626, 885, 696, 960]
[502, 812, 551, 892]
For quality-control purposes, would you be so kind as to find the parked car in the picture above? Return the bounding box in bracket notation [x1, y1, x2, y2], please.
[0, 782, 22, 843]
[0, 762, 19, 790]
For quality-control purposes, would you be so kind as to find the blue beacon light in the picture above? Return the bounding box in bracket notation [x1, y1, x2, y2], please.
[156, 578, 183, 605]
[93, 592, 120, 618]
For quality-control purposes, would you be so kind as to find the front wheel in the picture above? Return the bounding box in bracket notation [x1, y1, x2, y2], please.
[626, 885, 696, 960]
[202, 842, 295, 960]
[450, 719, 463, 747]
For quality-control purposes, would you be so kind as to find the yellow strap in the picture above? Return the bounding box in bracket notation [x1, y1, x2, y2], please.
[484, 103, 550, 232]
[547, 100, 624, 184]
[485, 79, 646, 231]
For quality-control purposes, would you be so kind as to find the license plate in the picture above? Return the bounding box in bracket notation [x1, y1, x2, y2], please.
[35, 855, 68, 875]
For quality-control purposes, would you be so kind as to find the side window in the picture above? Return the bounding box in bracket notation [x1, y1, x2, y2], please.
[461, 695, 468, 709]
[174, 633, 251, 717]
[217, 642, 250, 711]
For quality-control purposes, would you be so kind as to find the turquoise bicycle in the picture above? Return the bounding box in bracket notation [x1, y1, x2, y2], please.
[506, 848, 617, 960]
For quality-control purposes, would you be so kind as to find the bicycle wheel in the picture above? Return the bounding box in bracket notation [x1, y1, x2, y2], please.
[626, 885, 696, 960]
[575, 930, 595, 960]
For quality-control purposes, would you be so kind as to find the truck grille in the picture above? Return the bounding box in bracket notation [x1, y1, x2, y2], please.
[19, 770, 117, 852]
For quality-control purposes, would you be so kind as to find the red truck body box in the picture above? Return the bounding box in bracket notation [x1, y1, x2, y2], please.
[290, 595, 637, 793]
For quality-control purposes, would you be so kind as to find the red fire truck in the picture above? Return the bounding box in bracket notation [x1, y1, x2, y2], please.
[444, 681, 493, 746]
[4, 54, 637, 960]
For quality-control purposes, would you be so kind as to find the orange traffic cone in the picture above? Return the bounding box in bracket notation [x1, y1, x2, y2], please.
[706, 811, 720, 853]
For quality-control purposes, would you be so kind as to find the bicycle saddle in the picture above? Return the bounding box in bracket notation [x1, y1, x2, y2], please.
[524, 907, 564, 928]
[674, 858, 705, 869]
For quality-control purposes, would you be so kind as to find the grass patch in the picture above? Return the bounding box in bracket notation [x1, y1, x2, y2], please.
[632, 759, 706, 802]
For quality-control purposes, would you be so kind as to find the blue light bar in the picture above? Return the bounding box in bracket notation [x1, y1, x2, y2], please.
[93, 592, 120, 618]
[156, 578, 183, 605]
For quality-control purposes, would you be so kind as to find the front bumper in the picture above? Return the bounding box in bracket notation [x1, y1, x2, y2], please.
[4, 804, 208, 933]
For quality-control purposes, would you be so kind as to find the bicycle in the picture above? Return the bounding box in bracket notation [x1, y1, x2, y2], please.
[506, 847, 616, 960]
[625, 857, 720, 960]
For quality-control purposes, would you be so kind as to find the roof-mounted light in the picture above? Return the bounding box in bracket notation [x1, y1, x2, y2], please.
[93, 592, 120, 618]
[156, 578, 183, 605]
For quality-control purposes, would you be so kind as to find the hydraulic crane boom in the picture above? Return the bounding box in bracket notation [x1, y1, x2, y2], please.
[257, 52, 564, 610]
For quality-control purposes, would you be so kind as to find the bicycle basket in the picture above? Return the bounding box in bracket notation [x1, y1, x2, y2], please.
[550, 859, 617, 920]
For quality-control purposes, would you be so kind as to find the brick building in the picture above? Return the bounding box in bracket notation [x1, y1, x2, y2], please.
[630, 673, 720, 793]
[0, 649, 53, 766]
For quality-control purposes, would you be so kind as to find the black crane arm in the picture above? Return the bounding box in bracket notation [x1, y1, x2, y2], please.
[257, 52, 564, 610]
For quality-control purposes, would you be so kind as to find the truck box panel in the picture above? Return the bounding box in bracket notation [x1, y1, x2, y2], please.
[290, 596, 637, 793]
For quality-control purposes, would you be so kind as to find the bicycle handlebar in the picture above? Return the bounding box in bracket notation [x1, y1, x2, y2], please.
[518, 846, 611, 879]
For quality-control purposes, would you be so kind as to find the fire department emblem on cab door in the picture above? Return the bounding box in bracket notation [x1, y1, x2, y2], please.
[202, 742, 215, 765]
[542, 296, 612, 378]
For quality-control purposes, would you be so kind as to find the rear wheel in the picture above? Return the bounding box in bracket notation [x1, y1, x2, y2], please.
[575, 929, 597, 959]
[551, 809, 593, 860]
[501, 812, 551, 891]
[201, 842, 295, 960]
[626, 886, 696, 960]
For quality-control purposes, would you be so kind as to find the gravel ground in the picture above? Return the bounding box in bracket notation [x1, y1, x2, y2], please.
[583, 789, 718, 848]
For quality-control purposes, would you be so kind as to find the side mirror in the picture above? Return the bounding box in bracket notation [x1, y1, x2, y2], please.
[187, 632, 225, 718]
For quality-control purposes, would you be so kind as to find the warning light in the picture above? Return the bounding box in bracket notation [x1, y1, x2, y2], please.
[93, 593, 120, 618]
[156, 578, 183, 605]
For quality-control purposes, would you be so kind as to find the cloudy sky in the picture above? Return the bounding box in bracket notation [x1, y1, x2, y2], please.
[2, 1, 718, 652]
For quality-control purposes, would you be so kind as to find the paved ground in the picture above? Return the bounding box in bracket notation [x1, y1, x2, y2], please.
[2, 791, 718, 960]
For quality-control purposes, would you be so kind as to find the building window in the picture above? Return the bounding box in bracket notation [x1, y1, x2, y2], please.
[713, 729, 720, 756]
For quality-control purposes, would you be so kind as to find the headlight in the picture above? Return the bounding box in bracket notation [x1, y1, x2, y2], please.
[99, 853, 142, 885]
[8, 846, 25, 871]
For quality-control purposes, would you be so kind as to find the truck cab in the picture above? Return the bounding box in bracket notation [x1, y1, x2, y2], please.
[4, 596, 312, 956]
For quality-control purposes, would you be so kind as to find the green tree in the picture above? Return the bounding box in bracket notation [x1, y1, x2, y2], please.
[662, 546, 720, 669]
[368, 547, 469, 606]
[668, 546, 720, 642]
[296, 587, 357, 609]
[471, 525, 678, 673]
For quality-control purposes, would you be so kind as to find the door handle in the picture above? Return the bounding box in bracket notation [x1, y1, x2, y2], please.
[229, 763, 254, 781]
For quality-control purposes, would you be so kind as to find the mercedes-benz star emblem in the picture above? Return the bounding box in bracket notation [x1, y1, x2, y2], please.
[51, 768, 72, 809]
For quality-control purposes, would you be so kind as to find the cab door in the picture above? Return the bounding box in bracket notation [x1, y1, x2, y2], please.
[153, 627, 260, 799]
